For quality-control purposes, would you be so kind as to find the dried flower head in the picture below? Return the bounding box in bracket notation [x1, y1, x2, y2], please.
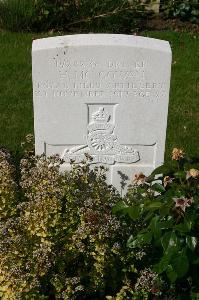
[172, 148, 184, 160]
[186, 168, 199, 179]
[133, 172, 147, 185]
[163, 176, 173, 188]
[173, 197, 193, 212]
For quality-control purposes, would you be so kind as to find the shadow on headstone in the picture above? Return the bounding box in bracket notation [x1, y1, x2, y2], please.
[117, 170, 129, 196]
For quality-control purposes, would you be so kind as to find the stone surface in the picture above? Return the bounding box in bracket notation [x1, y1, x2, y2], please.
[32, 34, 172, 192]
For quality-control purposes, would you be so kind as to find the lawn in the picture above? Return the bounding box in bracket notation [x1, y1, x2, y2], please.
[0, 30, 198, 161]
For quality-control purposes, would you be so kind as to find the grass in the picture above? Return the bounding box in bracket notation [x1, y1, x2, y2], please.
[0, 30, 198, 161]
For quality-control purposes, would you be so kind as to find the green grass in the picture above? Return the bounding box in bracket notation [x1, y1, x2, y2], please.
[0, 30, 198, 161]
[145, 31, 199, 161]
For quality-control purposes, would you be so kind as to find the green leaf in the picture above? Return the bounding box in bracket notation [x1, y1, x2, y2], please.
[190, 16, 199, 25]
[166, 265, 178, 283]
[191, 292, 199, 300]
[136, 187, 147, 194]
[140, 232, 152, 244]
[174, 171, 186, 179]
[186, 236, 197, 251]
[127, 235, 134, 248]
[153, 252, 171, 274]
[149, 215, 161, 239]
[175, 220, 191, 233]
[151, 161, 177, 176]
[43, 10, 49, 15]
[112, 201, 128, 214]
[191, 9, 199, 17]
[143, 211, 154, 222]
[127, 231, 152, 248]
[159, 204, 171, 216]
[192, 258, 199, 265]
[145, 174, 154, 183]
[150, 164, 165, 176]
[172, 250, 189, 278]
[151, 183, 165, 193]
[159, 220, 173, 230]
[161, 231, 178, 251]
[113, 202, 141, 220]
[126, 206, 140, 220]
[147, 201, 162, 209]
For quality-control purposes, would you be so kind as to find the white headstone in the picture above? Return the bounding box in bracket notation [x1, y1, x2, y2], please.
[32, 34, 172, 192]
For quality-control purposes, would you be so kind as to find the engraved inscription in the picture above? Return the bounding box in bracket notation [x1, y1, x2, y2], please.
[62, 106, 140, 165]
[34, 80, 166, 100]
[33, 58, 166, 101]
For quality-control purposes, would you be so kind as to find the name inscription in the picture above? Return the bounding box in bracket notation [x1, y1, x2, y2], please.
[34, 59, 166, 101]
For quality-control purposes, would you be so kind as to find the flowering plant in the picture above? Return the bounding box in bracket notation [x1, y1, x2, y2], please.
[1, 138, 199, 299]
[0, 137, 135, 299]
[113, 148, 199, 298]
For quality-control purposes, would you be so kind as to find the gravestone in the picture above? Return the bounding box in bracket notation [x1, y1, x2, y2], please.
[32, 34, 171, 191]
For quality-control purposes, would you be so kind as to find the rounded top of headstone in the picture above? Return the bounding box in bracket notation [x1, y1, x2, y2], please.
[32, 34, 171, 53]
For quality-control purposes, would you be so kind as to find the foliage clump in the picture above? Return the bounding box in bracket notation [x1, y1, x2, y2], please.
[0, 137, 199, 299]
[0, 0, 148, 33]
[0, 149, 17, 220]
[114, 147, 199, 299]
[0, 136, 131, 299]
[161, 0, 199, 24]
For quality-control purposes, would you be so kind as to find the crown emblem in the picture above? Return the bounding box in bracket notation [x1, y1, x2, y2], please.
[92, 107, 110, 123]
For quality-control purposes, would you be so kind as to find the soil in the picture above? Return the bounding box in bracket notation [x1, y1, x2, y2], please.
[142, 15, 199, 34]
